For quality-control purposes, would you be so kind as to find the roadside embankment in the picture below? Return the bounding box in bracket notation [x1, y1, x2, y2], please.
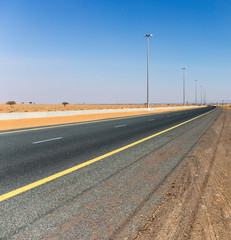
[0, 106, 201, 120]
[0, 106, 203, 131]
[137, 108, 231, 240]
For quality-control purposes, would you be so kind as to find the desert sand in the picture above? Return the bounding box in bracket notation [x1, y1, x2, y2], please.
[0, 103, 184, 113]
[0, 106, 200, 131]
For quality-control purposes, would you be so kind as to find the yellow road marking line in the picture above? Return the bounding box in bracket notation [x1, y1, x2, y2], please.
[0, 109, 215, 202]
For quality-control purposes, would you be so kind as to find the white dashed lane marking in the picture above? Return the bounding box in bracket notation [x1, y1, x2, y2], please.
[115, 124, 127, 128]
[32, 137, 63, 144]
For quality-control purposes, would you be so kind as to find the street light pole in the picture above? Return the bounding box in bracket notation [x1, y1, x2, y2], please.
[144, 34, 152, 109]
[203, 89, 206, 105]
[182, 67, 186, 106]
[205, 90, 206, 105]
[200, 85, 203, 105]
[195, 80, 197, 105]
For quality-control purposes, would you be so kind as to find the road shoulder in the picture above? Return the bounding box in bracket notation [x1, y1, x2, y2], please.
[137, 108, 231, 239]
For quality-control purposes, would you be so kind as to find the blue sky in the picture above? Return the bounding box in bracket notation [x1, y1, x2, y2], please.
[0, 0, 230, 104]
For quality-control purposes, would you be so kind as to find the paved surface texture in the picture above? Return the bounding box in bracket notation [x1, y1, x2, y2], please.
[0, 107, 219, 239]
[137, 108, 231, 240]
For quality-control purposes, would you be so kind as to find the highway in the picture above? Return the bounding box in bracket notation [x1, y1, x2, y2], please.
[0, 106, 219, 239]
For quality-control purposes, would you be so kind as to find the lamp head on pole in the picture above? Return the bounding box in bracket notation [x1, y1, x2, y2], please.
[144, 34, 153, 37]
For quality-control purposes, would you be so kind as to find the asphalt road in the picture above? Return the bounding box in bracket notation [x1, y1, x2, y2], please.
[0, 106, 219, 239]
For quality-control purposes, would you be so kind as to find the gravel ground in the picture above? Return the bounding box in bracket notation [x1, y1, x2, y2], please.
[137, 108, 231, 239]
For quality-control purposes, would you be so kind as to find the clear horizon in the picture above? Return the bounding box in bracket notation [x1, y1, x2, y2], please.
[1, 0, 231, 104]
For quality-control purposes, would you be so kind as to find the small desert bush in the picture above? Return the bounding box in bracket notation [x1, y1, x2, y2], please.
[6, 101, 16, 107]
[62, 102, 69, 107]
